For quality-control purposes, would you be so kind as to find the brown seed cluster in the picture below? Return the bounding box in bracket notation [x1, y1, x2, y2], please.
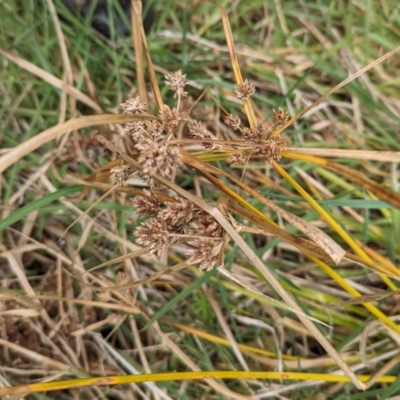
[165, 70, 188, 99]
[158, 198, 197, 228]
[224, 114, 241, 131]
[273, 107, 290, 126]
[187, 120, 214, 149]
[186, 239, 225, 271]
[131, 189, 159, 216]
[110, 164, 130, 186]
[121, 96, 147, 114]
[235, 79, 256, 100]
[223, 84, 289, 166]
[226, 152, 245, 166]
[261, 135, 287, 163]
[226, 120, 287, 166]
[121, 73, 227, 269]
[116, 71, 289, 270]
[133, 193, 225, 269]
[135, 139, 181, 178]
[226, 82, 289, 166]
[121, 77, 187, 184]
[159, 105, 181, 134]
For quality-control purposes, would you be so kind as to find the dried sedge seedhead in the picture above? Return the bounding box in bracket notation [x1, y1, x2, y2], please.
[135, 139, 181, 179]
[261, 135, 287, 163]
[125, 120, 163, 144]
[242, 127, 254, 143]
[196, 104, 217, 133]
[242, 127, 261, 143]
[121, 96, 147, 114]
[159, 104, 181, 132]
[124, 121, 145, 141]
[148, 121, 164, 142]
[224, 114, 241, 131]
[242, 122, 271, 144]
[131, 189, 160, 216]
[196, 215, 224, 238]
[273, 108, 289, 126]
[187, 239, 224, 271]
[159, 198, 199, 228]
[165, 70, 188, 99]
[227, 152, 245, 166]
[255, 121, 270, 137]
[187, 120, 213, 150]
[136, 218, 185, 256]
[235, 79, 255, 100]
[110, 164, 130, 186]
[187, 120, 206, 138]
[135, 218, 170, 256]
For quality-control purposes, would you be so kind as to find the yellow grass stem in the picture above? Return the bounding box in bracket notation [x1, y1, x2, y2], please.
[0, 371, 396, 396]
[312, 257, 400, 333]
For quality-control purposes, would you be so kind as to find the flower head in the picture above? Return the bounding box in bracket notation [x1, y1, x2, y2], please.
[187, 239, 224, 271]
[235, 79, 255, 100]
[224, 114, 241, 131]
[273, 108, 289, 126]
[165, 70, 188, 98]
[261, 135, 287, 163]
[121, 96, 147, 114]
[135, 139, 181, 179]
[110, 164, 130, 186]
[159, 198, 198, 228]
[131, 189, 160, 216]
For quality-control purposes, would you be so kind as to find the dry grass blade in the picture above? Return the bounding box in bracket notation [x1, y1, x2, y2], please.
[0, 371, 398, 397]
[0, 338, 75, 372]
[0, 114, 156, 174]
[45, 0, 75, 116]
[288, 148, 400, 162]
[344, 253, 399, 279]
[218, 4, 256, 128]
[85, 260, 190, 292]
[0, 47, 101, 112]
[329, 289, 400, 307]
[82, 248, 152, 275]
[131, 0, 147, 105]
[312, 256, 400, 334]
[206, 288, 250, 371]
[137, 5, 163, 110]
[150, 325, 260, 400]
[228, 201, 341, 264]
[359, 321, 400, 387]
[325, 160, 400, 209]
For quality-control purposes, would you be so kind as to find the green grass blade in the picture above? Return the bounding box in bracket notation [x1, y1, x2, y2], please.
[0, 185, 82, 232]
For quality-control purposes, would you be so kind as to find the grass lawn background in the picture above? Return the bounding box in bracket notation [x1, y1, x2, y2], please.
[1, 0, 400, 398]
